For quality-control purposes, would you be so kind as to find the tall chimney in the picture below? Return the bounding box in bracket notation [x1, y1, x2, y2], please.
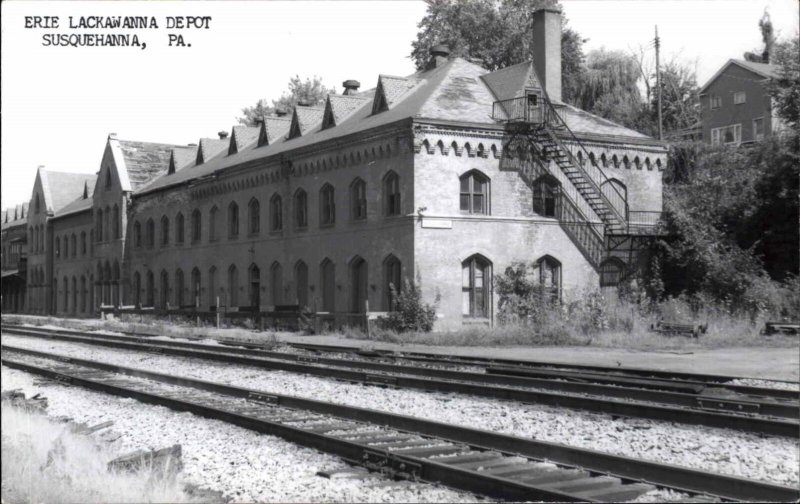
[532, 8, 562, 102]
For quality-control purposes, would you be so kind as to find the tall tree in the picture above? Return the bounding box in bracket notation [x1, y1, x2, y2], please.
[238, 75, 335, 126]
[650, 58, 700, 133]
[410, 0, 586, 104]
[768, 36, 800, 130]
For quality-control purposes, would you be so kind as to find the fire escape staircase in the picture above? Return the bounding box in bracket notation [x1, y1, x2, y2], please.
[493, 91, 630, 269]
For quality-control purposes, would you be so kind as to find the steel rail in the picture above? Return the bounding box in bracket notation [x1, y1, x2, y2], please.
[3, 330, 798, 437]
[2, 348, 797, 502]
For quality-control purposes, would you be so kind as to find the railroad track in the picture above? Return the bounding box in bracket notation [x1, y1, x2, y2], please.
[2, 346, 798, 503]
[2, 325, 798, 437]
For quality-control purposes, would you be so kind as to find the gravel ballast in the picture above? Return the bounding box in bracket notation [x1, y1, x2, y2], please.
[3, 334, 798, 488]
[1, 366, 480, 503]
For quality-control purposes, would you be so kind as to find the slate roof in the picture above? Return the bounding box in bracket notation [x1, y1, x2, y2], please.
[289, 106, 325, 138]
[173, 145, 199, 171]
[1, 203, 29, 229]
[259, 116, 292, 146]
[196, 138, 229, 165]
[325, 95, 370, 128]
[53, 194, 94, 219]
[118, 140, 184, 190]
[46, 171, 96, 213]
[139, 57, 660, 196]
[230, 126, 260, 154]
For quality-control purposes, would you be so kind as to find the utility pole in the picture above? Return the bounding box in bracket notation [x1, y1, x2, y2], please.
[655, 25, 663, 140]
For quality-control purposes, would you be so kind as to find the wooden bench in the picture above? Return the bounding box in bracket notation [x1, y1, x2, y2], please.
[762, 321, 800, 336]
[650, 320, 707, 338]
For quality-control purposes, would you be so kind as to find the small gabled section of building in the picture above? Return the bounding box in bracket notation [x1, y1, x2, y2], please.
[166, 145, 199, 175]
[228, 126, 260, 155]
[321, 94, 370, 130]
[288, 105, 325, 140]
[371, 75, 421, 114]
[195, 137, 229, 166]
[257, 116, 292, 147]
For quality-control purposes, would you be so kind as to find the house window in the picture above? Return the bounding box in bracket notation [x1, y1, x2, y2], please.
[145, 219, 155, 249]
[462, 255, 491, 318]
[191, 209, 202, 242]
[383, 171, 401, 216]
[160, 216, 170, 246]
[176, 212, 185, 244]
[248, 198, 260, 235]
[532, 176, 560, 218]
[320, 184, 335, 226]
[536, 255, 561, 301]
[228, 202, 239, 238]
[81, 232, 87, 255]
[350, 178, 367, 221]
[134, 221, 142, 247]
[711, 124, 742, 146]
[710, 95, 722, 109]
[270, 194, 283, 231]
[209, 206, 219, 241]
[753, 117, 765, 141]
[733, 91, 746, 105]
[459, 171, 489, 215]
[294, 189, 308, 228]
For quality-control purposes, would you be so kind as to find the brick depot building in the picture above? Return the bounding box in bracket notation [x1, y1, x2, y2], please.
[14, 9, 666, 329]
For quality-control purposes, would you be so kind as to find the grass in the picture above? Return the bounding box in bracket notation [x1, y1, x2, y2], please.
[1, 402, 199, 503]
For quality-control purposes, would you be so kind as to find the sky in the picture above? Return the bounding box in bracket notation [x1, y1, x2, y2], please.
[2, 0, 798, 209]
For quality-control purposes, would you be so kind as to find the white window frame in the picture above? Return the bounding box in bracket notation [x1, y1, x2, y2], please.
[710, 95, 722, 109]
[733, 91, 746, 105]
[752, 117, 765, 141]
[710, 124, 742, 146]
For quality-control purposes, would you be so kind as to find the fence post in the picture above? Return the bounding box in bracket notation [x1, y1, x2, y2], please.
[216, 296, 220, 329]
[365, 299, 371, 339]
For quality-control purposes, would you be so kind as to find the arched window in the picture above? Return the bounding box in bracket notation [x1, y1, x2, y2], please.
[72, 277, 78, 313]
[294, 260, 308, 308]
[209, 206, 219, 241]
[350, 178, 367, 221]
[145, 219, 155, 248]
[270, 262, 283, 305]
[320, 259, 335, 312]
[134, 221, 142, 247]
[462, 255, 492, 318]
[80, 276, 87, 313]
[70, 234, 77, 257]
[133, 271, 141, 307]
[161, 215, 170, 246]
[81, 231, 87, 255]
[383, 255, 402, 311]
[602, 178, 628, 209]
[248, 264, 260, 308]
[270, 194, 283, 231]
[383, 171, 401, 216]
[63, 235, 69, 258]
[176, 212, 185, 244]
[228, 202, 239, 238]
[175, 269, 184, 307]
[191, 268, 201, 308]
[248, 198, 260, 235]
[191, 209, 202, 242]
[160, 270, 170, 309]
[227, 264, 239, 307]
[208, 266, 218, 309]
[96, 208, 104, 241]
[112, 204, 120, 239]
[536, 255, 561, 301]
[350, 256, 368, 313]
[320, 184, 335, 225]
[146, 270, 155, 307]
[104, 206, 111, 241]
[532, 175, 560, 218]
[90, 230, 94, 255]
[600, 258, 625, 287]
[55, 237, 61, 259]
[294, 189, 308, 229]
[459, 171, 489, 215]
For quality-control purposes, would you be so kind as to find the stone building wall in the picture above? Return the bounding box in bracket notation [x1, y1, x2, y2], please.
[51, 210, 94, 316]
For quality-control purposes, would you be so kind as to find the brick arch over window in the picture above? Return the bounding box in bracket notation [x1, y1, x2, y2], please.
[175, 212, 185, 244]
[319, 184, 335, 226]
[350, 178, 367, 221]
[459, 170, 490, 215]
[145, 218, 155, 248]
[270, 193, 283, 231]
[191, 209, 202, 242]
[293, 189, 308, 228]
[535, 255, 561, 301]
[228, 201, 239, 238]
[248, 198, 260, 235]
[160, 215, 170, 246]
[383, 171, 400, 216]
[462, 254, 492, 319]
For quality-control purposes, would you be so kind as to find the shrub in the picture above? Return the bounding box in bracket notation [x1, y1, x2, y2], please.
[381, 278, 438, 333]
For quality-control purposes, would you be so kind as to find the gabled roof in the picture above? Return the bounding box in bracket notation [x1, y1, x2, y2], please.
[138, 57, 660, 197]
[288, 106, 325, 139]
[1, 203, 29, 229]
[258, 116, 292, 147]
[699, 59, 778, 93]
[228, 126, 260, 155]
[43, 170, 96, 214]
[322, 94, 370, 130]
[196, 138, 229, 166]
[166, 145, 198, 175]
[53, 193, 94, 219]
[116, 139, 185, 191]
